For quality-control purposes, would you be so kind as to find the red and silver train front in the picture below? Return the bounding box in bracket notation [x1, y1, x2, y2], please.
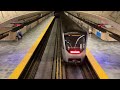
[62, 32, 86, 63]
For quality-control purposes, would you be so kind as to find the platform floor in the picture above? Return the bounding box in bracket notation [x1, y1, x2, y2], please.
[0, 16, 53, 79]
[87, 34, 120, 79]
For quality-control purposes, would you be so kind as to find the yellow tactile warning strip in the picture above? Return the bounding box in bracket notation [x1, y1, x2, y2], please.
[9, 16, 55, 79]
[86, 48, 109, 79]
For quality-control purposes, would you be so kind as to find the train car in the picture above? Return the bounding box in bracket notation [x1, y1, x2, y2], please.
[60, 12, 88, 63]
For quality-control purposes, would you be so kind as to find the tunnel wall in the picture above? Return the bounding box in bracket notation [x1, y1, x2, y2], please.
[68, 11, 120, 35]
[0, 11, 43, 25]
[66, 12, 116, 41]
[0, 12, 53, 41]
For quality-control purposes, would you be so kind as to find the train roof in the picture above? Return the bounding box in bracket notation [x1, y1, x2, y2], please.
[60, 12, 87, 34]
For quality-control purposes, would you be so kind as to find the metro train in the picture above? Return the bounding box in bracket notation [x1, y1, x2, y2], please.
[60, 12, 88, 63]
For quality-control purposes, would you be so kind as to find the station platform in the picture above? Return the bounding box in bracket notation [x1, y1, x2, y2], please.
[87, 34, 120, 79]
[0, 16, 54, 79]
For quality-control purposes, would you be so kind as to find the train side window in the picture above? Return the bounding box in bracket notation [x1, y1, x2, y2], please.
[80, 44, 82, 50]
[82, 37, 86, 50]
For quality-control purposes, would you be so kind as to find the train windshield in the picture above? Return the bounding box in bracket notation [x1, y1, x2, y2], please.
[64, 33, 86, 53]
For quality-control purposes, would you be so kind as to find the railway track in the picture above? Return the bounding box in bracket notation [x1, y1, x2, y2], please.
[51, 18, 62, 79]
[62, 57, 98, 79]
[79, 56, 98, 79]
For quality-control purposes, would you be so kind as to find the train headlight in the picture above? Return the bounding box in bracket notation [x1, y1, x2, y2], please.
[70, 50, 80, 54]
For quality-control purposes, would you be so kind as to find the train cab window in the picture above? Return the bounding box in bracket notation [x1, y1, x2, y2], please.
[64, 33, 86, 53]
[75, 35, 85, 51]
